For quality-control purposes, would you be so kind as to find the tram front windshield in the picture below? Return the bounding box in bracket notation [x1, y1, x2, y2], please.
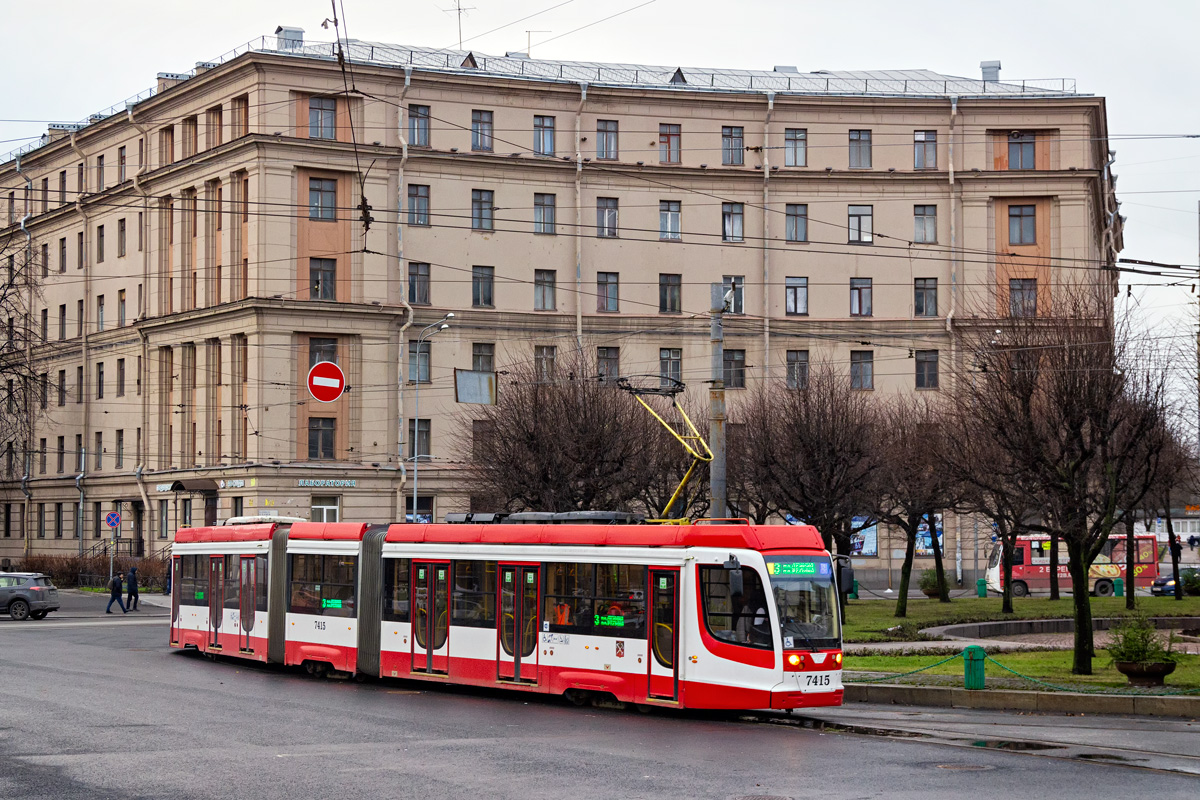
[765, 557, 840, 650]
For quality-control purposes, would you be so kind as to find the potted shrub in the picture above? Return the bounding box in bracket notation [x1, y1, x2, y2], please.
[918, 569, 940, 598]
[1181, 569, 1200, 597]
[1107, 613, 1177, 686]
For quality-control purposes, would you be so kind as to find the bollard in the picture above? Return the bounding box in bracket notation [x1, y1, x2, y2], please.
[849, 579, 859, 600]
[963, 645, 986, 690]
[976, 578, 987, 598]
[1114, 577, 1124, 597]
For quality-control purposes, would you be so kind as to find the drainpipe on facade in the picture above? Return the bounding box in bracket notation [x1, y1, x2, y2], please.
[15, 153, 34, 556]
[574, 83, 588, 351]
[129, 107, 153, 545]
[69, 132, 92, 541]
[74, 466, 85, 556]
[947, 96, 962, 584]
[395, 67, 415, 514]
[762, 93, 774, 368]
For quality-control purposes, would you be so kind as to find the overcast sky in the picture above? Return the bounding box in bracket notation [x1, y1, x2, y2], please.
[4, 0, 1197, 334]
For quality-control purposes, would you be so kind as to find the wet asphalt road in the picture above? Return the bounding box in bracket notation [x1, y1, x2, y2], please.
[1, 592, 1197, 799]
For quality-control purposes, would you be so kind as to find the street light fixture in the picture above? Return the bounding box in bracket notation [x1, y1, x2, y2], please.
[411, 313, 453, 522]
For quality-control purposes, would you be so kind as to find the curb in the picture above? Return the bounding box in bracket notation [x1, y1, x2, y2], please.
[844, 682, 1200, 719]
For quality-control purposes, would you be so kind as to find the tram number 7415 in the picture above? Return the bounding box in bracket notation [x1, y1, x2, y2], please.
[804, 674, 832, 687]
[314, 621, 326, 630]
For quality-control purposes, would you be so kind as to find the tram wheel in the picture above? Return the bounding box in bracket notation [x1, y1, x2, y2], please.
[563, 689, 589, 706]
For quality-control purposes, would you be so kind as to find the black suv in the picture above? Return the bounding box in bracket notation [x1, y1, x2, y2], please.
[0, 572, 61, 620]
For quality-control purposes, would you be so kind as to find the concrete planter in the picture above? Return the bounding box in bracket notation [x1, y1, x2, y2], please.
[1114, 660, 1176, 687]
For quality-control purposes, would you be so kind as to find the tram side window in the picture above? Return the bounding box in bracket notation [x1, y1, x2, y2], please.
[288, 553, 357, 618]
[594, 564, 646, 638]
[1029, 541, 1049, 564]
[1012, 546, 1025, 566]
[1137, 539, 1156, 564]
[699, 566, 772, 650]
[452, 560, 496, 627]
[383, 557, 410, 622]
[544, 562, 595, 634]
[255, 555, 268, 612]
[181, 554, 206, 606]
[224, 554, 240, 609]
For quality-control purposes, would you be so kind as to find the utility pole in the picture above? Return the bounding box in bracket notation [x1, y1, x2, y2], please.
[710, 283, 728, 519]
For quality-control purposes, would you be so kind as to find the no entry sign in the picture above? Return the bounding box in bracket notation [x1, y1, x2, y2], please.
[307, 361, 346, 403]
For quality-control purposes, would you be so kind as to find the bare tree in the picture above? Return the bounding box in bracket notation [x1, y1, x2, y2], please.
[1139, 425, 1194, 602]
[0, 231, 42, 509]
[874, 395, 959, 616]
[959, 286, 1170, 674]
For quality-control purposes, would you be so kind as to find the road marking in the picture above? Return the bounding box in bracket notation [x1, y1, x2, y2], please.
[0, 619, 167, 631]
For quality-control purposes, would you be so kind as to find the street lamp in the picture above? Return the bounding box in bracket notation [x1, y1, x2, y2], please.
[411, 313, 452, 522]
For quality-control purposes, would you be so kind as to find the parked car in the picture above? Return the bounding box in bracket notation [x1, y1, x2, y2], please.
[0, 572, 61, 620]
[1150, 569, 1198, 597]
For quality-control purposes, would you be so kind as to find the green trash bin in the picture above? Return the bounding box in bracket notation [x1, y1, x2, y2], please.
[1114, 577, 1124, 597]
[963, 645, 986, 690]
[849, 579, 859, 601]
[976, 578, 988, 598]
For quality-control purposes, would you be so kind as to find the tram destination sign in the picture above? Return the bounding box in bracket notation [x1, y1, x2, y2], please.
[767, 560, 828, 577]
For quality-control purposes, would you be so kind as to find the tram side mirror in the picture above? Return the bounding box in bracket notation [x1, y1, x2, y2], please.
[836, 559, 855, 595]
[723, 554, 741, 570]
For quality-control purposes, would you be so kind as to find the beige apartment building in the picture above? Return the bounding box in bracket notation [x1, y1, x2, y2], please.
[0, 32, 1120, 583]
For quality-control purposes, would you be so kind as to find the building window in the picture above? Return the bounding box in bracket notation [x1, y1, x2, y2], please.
[596, 197, 618, 237]
[310, 258, 337, 300]
[116, 358, 125, 396]
[785, 204, 808, 243]
[785, 277, 808, 316]
[472, 266, 494, 308]
[534, 345, 557, 380]
[914, 205, 937, 243]
[309, 97, 336, 139]
[915, 350, 939, 389]
[472, 342, 495, 372]
[408, 104, 430, 146]
[534, 269, 557, 311]
[534, 115, 556, 155]
[96, 155, 105, 192]
[309, 178, 336, 220]
[408, 418, 432, 460]
[597, 119, 618, 160]
[722, 275, 745, 314]
[94, 432, 103, 470]
[157, 499, 168, 539]
[723, 349, 746, 388]
[1008, 132, 1036, 169]
[310, 337, 338, 366]
[914, 130, 937, 169]
[850, 351, 874, 390]
[849, 129, 872, 169]
[659, 348, 682, 386]
[59, 237, 66, 273]
[407, 262, 431, 305]
[659, 273, 681, 313]
[597, 347, 620, 381]
[786, 350, 809, 389]
[722, 203, 744, 242]
[1010, 278, 1037, 317]
[597, 272, 619, 312]
[471, 110, 494, 151]
[785, 128, 807, 167]
[59, 170, 67, 204]
[408, 340, 431, 383]
[77, 231, 84, 268]
[118, 290, 126, 327]
[37, 504, 44, 539]
[57, 370, 66, 406]
[55, 437, 62, 473]
[306, 496, 340, 523]
[534, 193, 556, 234]
[308, 418, 336, 459]
[914, 278, 938, 317]
[471, 189, 494, 230]
[97, 225, 105, 263]
[659, 123, 681, 164]
[117, 218, 126, 257]
[850, 278, 873, 317]
[722, 126, 744, 165]
[848, 204, 873, 243]
[660, 200, 682, 240]
[407, 184, 430, 226]
[1009, 204, 1036, 245]
[96, 362, 105, 398]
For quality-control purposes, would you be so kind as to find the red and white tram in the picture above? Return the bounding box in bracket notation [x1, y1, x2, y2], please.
[170, 518, 845, 710]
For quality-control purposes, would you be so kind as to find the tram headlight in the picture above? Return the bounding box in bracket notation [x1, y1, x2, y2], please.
[787, 654, 802, 667]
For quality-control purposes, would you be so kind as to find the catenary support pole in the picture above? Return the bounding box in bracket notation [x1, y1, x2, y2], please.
[710, 283, 727, 519]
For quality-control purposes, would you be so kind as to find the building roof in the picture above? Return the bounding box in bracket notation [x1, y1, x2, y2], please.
[2, 31, 1086, 166]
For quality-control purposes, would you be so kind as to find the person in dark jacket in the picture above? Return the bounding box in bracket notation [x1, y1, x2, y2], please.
[106, 572, 127, 614]
[126, 566, 140, 611]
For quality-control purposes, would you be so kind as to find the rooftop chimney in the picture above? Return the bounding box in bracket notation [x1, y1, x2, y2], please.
[980, 60, 1001, 82]
[275, 26, 305, 51]
[773, 65, 799, 74]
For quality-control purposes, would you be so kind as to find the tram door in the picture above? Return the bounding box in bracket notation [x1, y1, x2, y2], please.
[411, 562, 450, 674]
[648, 569, 679, 700]
[498, 565, 540, 683]
[239, 557, 256, 652]
[169, 557, 181, 645]
[207, 556, 225, 649]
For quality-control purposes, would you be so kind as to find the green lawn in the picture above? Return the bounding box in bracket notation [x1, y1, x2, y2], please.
[846, 649, 1200, 692]
[842, 596, 1200, 643]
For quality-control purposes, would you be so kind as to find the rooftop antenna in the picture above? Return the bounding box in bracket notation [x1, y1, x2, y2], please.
[444, 0, 476, 49]
[526, 30, 549, 57]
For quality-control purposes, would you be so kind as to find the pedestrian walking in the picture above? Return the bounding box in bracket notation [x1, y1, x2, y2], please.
[106, 572, 127, 614]
[126, 566, 140, 611]
[1189, 534, 1198, 551]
